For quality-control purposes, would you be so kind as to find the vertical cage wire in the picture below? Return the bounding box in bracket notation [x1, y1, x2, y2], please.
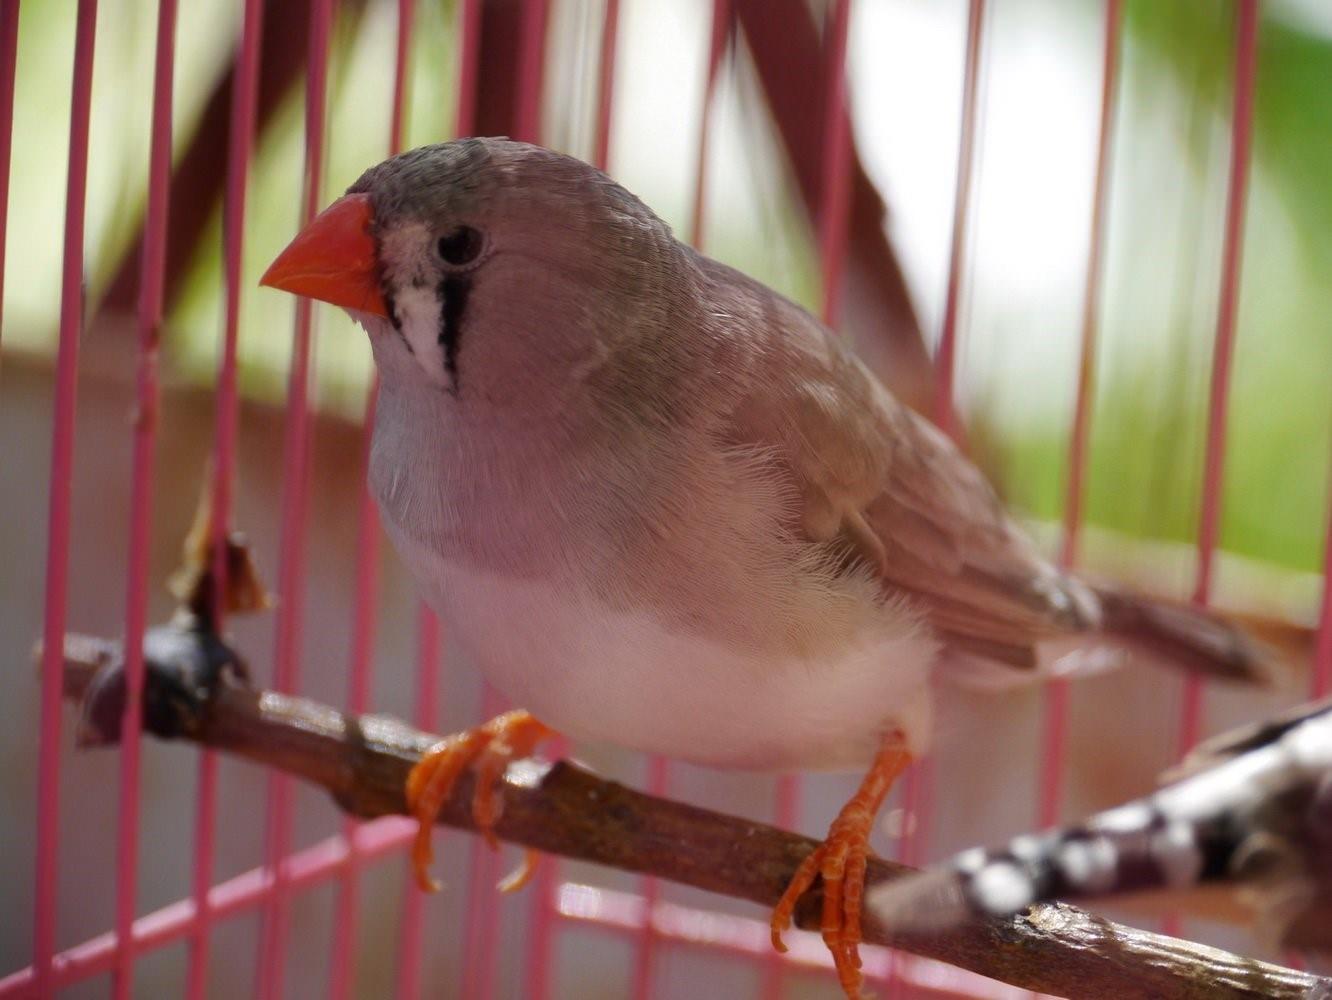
[1317, 491, 1332, 700]
[0, 0, 17, 358]
[393, 608, 442, 1000]
[816, 0, 854, 333]
[1036, 0, 1123, 835]
[324, 0, 418, 993]
[112, 1, 178, 998]
[1161, 0, 1259, 939]
[933, 0, 986, 441]
[33, 0, 99, 994]
[190, 1, 266, 996]
[1175, 0, 1260, 761]
[255, 1, 334, 995]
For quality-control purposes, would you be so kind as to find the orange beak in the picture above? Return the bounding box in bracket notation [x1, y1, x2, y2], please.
[260, 192, 389, 318]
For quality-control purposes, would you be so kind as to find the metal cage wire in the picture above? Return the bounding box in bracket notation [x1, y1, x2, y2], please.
[2, 0, 1329, 997]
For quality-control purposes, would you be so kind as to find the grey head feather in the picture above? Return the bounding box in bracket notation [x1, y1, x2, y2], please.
[349, 136, 667, 241]
[353, 137, 697, 405]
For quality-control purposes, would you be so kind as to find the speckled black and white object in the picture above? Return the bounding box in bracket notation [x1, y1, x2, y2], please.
[868, 699, 1332, 936]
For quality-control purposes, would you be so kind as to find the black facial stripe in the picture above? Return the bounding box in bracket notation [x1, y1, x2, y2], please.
[439, 274, 471, 388]
[381, 287, 414, 354]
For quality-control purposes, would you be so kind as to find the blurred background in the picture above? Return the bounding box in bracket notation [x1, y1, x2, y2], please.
[1, 0, 1329, 997]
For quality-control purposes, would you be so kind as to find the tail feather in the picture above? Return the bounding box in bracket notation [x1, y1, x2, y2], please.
[1093, 586, 1288, 686]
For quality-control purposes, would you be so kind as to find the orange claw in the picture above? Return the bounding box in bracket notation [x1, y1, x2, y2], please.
[770, 733, 912, 1000]
[405, 709, 554, 894]
[497, 849, 541, 894]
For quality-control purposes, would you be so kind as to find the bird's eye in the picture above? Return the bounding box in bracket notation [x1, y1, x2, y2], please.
[437, 225, 483, 266]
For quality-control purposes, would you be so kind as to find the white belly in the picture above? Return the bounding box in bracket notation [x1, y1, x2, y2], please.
[400, 547, 940, 771]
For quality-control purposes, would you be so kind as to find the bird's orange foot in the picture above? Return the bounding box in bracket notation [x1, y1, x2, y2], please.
[770, 734, 912, 1000]
[405, 709, 554, 893]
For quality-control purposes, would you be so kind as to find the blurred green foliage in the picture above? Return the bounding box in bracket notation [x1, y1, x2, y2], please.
[987, 0, 1330, 576]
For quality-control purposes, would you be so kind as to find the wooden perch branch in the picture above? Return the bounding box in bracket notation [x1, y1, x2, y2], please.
[59, 628, 1329, 1000]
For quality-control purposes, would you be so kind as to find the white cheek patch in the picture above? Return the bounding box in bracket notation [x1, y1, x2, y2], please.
[376, 220, 453, 386]
[392, 283, 448, 385]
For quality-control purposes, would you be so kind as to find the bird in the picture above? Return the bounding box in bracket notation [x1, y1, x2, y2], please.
[260, 137, 1279, 998]
[867, 697, 1332, 955]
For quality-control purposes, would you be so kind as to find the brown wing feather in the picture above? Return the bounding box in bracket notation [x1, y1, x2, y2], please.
[861, 391, 1102, 665]
[709, 257, 1097, 669]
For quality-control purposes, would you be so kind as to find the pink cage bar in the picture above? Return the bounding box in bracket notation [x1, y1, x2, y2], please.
[3, 0, 1329, 998]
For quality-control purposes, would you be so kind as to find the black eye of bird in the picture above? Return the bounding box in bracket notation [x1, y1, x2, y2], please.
[437, 226, 483, 266]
